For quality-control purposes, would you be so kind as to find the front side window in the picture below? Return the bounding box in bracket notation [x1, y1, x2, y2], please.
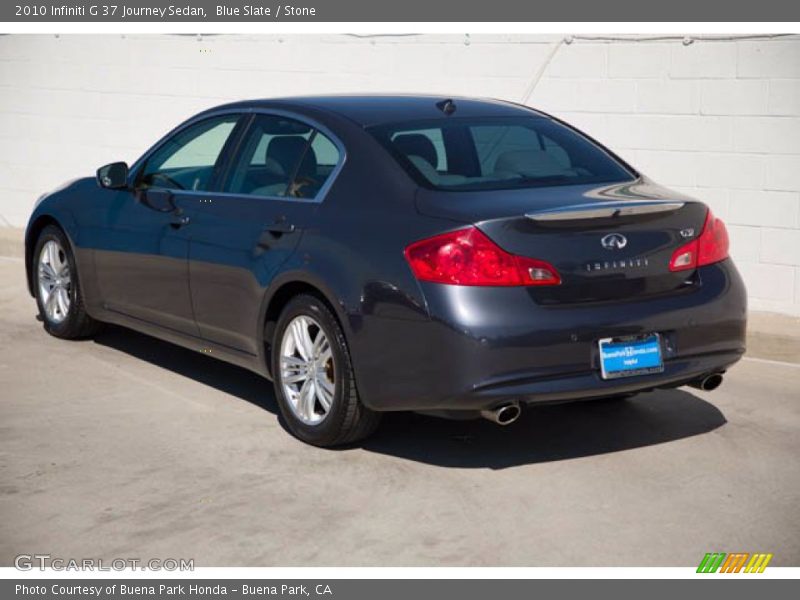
[138, 115, 239, 192]
[222, 114, 341, 200]
[369, 116, 634, 191]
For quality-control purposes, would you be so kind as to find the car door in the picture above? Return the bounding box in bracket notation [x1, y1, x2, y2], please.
[93, 114, 243, 335]
[179, 113, 344, 354]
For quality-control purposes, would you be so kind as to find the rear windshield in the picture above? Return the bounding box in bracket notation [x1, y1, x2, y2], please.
[368, 116, 635, 191]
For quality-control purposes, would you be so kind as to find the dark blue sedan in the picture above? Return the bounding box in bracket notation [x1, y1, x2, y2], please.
[25, 95, 747, 446]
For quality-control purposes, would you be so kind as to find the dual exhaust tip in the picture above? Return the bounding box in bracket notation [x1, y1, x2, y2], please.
[689, 372, 724, 392]
[480, 401, 522, 426]
[479, 373, 724, 426]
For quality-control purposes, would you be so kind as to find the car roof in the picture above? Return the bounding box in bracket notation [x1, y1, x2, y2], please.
[207, 95, 546, 127]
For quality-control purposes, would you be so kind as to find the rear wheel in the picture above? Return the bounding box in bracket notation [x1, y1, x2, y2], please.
[271, 294, 380, 447]
[33, 225, 100, 339]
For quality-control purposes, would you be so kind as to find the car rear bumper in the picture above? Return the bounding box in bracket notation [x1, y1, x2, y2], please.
[463, 350, 742, 409]
[351, 260, 747, 412]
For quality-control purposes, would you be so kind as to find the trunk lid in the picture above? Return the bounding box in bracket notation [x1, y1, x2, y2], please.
[416, 179, 709, 304]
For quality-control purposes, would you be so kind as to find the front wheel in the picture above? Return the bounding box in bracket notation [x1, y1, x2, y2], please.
[271, 294, 380, 447]
[33, 225, 100, 339]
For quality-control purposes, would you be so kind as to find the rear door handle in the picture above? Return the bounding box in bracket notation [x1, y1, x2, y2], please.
[265, 221, 296, 234]
[170, 215, 191, 228]
[259, 219, 298, 248]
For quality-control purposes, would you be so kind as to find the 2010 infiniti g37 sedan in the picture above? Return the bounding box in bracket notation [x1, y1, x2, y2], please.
[25, 95, 747, 446]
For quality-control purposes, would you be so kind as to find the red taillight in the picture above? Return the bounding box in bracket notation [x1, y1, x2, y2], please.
[697, 209, 730, 266]
[669, 208, 730, 272]
[404, 226, 561, 287]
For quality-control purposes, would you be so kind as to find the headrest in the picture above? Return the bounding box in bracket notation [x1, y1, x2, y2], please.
[266, 136, 317, 179]
[393, 134, 438, 168]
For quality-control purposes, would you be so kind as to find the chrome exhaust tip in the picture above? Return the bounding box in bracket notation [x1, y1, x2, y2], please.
[480, 401, 522, 426]
[689, 373, 724, 392]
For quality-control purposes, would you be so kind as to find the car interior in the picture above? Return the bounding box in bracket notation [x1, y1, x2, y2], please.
[394, 128, 586, 187]
[225, 116, 339, 200]
[139, 115, 339, 200]
[379, 120, 625, 190]
[231, 134, 333, 199]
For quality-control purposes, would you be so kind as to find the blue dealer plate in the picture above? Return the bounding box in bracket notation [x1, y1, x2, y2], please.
[598, 334, 664, 380]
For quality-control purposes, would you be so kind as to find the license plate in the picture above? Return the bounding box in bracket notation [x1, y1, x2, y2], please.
[598, 334, 664, 380]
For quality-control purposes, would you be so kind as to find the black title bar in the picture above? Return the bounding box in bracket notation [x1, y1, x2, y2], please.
[4, 0, 800, 22]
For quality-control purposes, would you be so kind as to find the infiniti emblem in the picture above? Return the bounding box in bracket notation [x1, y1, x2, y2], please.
[601, 233, 627, 250]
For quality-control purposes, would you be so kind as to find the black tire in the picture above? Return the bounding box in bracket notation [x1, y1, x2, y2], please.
[32, 225, 101, 339]
[271, 294, 380, 447]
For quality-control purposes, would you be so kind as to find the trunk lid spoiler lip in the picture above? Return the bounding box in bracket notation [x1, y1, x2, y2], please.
[525, 200, 687, 222]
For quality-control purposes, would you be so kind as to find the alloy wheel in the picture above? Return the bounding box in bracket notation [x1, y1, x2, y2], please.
[279, 315, 336, 425]
[38, 240, 72, 324]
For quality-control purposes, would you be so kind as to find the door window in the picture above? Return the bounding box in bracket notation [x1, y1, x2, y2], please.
[138, 115, 239, 192]
[222, 114, 341, 200]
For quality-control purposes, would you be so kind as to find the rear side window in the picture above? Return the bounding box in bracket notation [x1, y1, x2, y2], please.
[222, 114, 341, 200]
[369, 116, 634, 191]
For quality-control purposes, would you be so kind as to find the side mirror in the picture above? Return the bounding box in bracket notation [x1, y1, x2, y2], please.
[96, 162, 129, 189]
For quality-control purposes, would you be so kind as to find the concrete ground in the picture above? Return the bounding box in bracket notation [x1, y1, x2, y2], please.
[0, 256, 799, 567]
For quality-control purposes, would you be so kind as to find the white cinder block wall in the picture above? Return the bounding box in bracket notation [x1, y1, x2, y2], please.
[1, 34, 799, 315]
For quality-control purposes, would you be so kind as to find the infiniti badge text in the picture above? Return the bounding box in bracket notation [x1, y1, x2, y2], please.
[586, 257, 650, 272]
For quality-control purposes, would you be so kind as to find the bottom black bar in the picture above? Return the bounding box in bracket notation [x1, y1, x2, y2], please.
[4, 579, 796, 600]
